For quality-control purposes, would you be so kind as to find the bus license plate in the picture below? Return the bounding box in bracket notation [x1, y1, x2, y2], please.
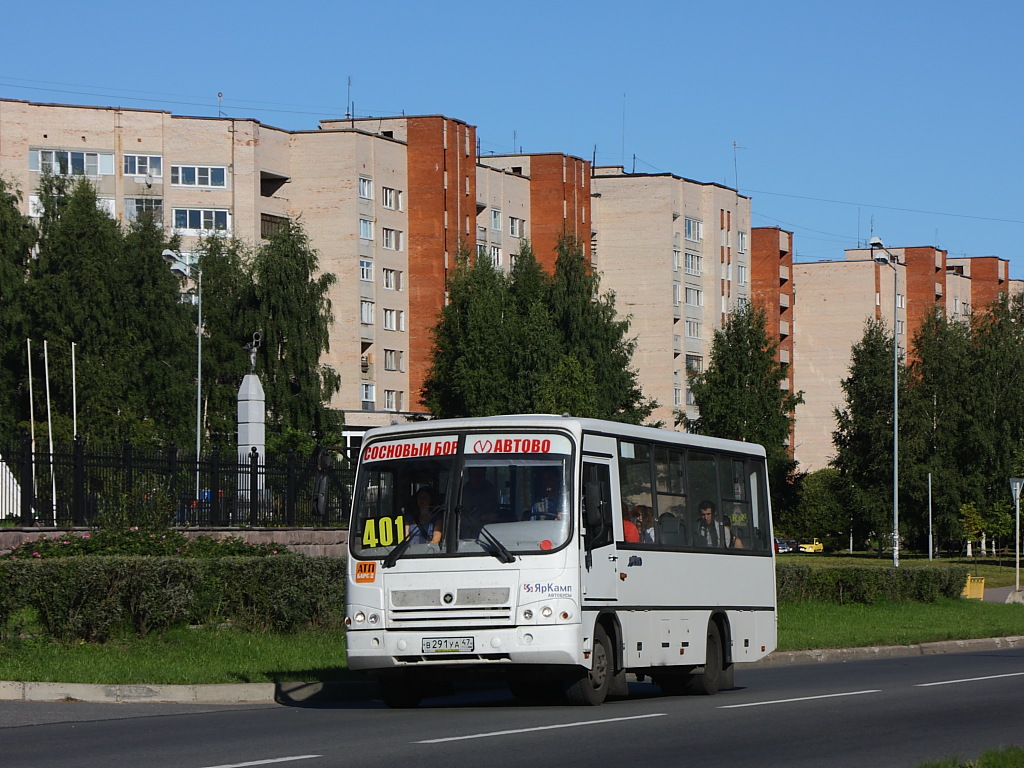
[422, 636, 474, 654]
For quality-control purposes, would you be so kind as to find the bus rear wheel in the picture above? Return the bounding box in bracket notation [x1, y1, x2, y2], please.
[564, 624, 612, 706]
[685, 621, 722, 696]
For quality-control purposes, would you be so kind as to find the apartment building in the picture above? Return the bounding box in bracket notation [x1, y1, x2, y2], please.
[590, 168, 752, 427]
[0, 98, 591, 447]
[791, 246, 1018, 472]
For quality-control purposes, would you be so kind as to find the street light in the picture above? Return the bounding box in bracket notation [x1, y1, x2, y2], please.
[163, 250, 202, 503]
[870, 236, 899, 568]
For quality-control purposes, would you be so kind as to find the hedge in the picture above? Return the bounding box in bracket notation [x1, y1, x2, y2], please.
[0, 556, 347, 642]
[777, 563, 970, 604]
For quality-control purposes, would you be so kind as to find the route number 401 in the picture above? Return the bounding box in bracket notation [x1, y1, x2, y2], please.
[362, 516, 405, 548]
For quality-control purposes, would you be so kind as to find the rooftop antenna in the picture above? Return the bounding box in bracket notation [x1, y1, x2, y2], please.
[346, 76, 352, 119]
[732, 141, 746, 193]
[217, 92, 225, 117]
[621, 93, 627, 168]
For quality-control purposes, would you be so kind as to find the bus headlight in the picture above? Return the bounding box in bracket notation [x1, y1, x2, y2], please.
[368, 613, 379, 625]
[541, 606, 553, 618]
[523, 609, 534, 621]
[354, 611, 366, 624]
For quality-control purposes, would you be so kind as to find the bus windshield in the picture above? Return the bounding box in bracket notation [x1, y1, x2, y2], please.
[350, 431, 574, 560]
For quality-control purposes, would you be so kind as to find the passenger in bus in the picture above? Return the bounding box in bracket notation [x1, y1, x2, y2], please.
[622, 503, 641, 542]
[406, 487, 443, 544]
[634, 505, 655, 543]
[696, 500, 732, 548]
[460, 467, 501, 536]
[723, 513, 745, 548]
[529, 467, 565, 520]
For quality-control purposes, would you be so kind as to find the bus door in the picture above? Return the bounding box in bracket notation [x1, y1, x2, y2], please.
[581, 458, 618, 601]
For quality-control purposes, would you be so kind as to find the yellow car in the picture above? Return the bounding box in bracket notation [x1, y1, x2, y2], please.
[798, 538, 823, 553]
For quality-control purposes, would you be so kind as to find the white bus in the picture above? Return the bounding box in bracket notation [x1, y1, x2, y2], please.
[345, 415, 776, 707]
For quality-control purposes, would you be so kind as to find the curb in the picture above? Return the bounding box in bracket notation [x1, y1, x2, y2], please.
[4, 636, 1024, 705]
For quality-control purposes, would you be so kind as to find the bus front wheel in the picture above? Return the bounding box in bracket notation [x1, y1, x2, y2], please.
[564, 624, 612, 706]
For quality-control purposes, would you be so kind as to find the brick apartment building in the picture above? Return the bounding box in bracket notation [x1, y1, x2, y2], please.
[590, 168, 752, 427]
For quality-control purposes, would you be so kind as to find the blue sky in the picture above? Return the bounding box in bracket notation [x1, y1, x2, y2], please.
[3, 0, 1021, 277]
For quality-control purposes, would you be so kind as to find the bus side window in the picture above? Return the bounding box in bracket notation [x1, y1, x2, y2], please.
[582, 463, 613, 549]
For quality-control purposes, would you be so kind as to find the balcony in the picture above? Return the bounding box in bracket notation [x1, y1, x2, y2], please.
[779, 293, 791, 310]
[779, 348, 791, 364]
[935, 282, 943, 297]
[779, 265, 790, 283]
[779, 320, 790, 338]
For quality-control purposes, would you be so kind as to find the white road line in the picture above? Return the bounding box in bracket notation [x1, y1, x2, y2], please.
[718, 690, 882, 709]
[200, 757, 322, 768]
[917, 671, 1024, 687]
[415, 713, 668, 744]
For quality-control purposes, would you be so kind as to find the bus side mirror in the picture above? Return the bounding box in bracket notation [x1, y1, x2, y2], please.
[584, 482, 604, 528]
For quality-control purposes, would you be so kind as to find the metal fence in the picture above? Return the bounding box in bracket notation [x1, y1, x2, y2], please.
[0, 436, 354, 528]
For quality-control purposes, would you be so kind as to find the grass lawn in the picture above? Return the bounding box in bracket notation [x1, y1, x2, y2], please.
[777, 551, 1022, 589]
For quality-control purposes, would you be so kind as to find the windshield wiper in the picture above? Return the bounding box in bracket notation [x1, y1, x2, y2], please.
[478, 522, 516, 564]
[382, 536, 412, 569]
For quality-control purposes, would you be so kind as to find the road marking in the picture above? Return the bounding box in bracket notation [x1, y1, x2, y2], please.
[718, 690, 882, 709]
[918, 671, 1024, 687]
[201, 757, 321, 768]
[415, 713, 668, 743]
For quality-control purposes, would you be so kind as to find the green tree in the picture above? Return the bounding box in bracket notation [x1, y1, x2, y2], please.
[250, 220, 342, 452]
[831, 319, 905, 553]
[548, 235, 653, 423]
[506, 241, 560, 413]
[0, 177, 37, 441]
[782, 468, 849, 547]
[680, 302, 803, 510]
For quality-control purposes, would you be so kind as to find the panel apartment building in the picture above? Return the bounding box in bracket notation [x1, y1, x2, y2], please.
[791, 246, 1020, 472]
[0, 98, 589, 446]
[589, 168, 753, 427]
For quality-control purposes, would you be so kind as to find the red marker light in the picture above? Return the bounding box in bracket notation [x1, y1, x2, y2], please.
[540, 539, 553, 550]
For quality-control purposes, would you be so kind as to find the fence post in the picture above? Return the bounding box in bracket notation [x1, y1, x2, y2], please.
[19, 432, 33, 527]
[210, 447, 221, 526]
[72, 437, 85, 526]
[167, 443, 180, 526]
[122, 439, 134, 499]
[249, 447, 259, 527]
[285, 449, 297, 526]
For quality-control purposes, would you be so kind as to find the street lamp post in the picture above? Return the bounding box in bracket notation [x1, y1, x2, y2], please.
[870, 237, 899, 568]
[163, 250, 202, 502]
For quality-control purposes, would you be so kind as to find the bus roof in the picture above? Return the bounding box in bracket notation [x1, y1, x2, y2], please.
[359, 415, 767, 459]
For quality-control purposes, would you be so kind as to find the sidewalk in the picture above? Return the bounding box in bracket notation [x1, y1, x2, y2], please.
[3, 589, 1022, 705]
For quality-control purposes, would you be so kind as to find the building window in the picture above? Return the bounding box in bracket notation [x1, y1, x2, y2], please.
[673, 250, 681, 272]
[361, 383, 375, 407]
[360, 300, 374, 325]
[123, 155, 162, 177]
[384, 349, 404, 371]
[381, 186, 402, 210]
[721, 228, 729, 249]
[476, 242, 487, 258]
[490, 245, 502, 266]
[674, 387, 682, 407]
[384, 390, 402, 411]
[685, 320, 701, 339]
[685, 252, 702, 276]
[359, 259, 373, 282]
[360, 218, 374, 240]
[382, 268, 401, 290]
[30, 149, 115, 177]
[673, 284, 681, 307]
[684, 218, 703, 242]
[125, 198, 163, 223]
[685, 354, 703, 374]
[737, 264, 748, 286]
[736, 296, 750, 309]
[172, 208, 229, 233]
[382, 228, 403, 251]
[358, 177, 373, 199]
[491, 209, 501, 230]
[509, 217, 522, 237]
[896, 320, 906, 335]
[383, 309, 404, 331]
[170, 165, 226, 187]
[897, 293, 906, 309]
[737, 231, 748, 253]
[686, 388, 697, 406]
[260, 213, 289, 239]
[685, 287, 703, 307]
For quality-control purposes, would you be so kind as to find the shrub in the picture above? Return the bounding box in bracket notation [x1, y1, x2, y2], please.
[2, 556, 347, 642]
[777, 564, 970, 604]
[2, 529, 290, 559]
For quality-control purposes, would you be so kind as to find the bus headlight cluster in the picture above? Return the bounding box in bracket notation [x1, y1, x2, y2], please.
[520, 603, 573, 625]
[346, 610, 381, 628]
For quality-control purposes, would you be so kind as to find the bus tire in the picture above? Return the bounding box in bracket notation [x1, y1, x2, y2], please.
[378, 674, 422, 708]
[721, 661, 735, 691]
[564, 624, 612, 706]
[685, 621, 722, 696]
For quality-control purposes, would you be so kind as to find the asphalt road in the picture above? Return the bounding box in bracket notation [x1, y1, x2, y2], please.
[3, 647, 1023, 768]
